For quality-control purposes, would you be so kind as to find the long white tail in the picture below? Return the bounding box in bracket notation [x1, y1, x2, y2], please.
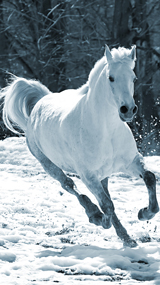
[0, 76, 50, 134]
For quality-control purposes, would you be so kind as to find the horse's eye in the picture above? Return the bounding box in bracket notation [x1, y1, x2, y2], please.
[133, 77, 137, 83]
[109, 75, 114, 82]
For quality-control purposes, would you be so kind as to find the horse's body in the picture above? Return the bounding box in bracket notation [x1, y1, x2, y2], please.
[1, 45, 159, 247]
[28, 85, 137, 179]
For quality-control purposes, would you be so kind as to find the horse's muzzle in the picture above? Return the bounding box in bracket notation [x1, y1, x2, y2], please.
[119, 104, 138, 122]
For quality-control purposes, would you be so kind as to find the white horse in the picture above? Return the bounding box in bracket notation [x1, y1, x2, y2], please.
[1, 45, 159, 247]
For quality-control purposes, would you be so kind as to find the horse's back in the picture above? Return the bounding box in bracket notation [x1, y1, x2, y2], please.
[29, 89, 84, 127]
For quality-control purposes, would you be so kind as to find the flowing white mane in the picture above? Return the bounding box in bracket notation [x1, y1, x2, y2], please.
[88, 46, 135, 89]
[88, 56, 106, 89]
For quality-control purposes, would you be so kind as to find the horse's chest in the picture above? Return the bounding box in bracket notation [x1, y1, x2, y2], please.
[95, 132, 137, 179]
[96, 154, 128, 179]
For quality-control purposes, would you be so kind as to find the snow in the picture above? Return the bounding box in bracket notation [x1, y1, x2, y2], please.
[0, 137, 160, 284]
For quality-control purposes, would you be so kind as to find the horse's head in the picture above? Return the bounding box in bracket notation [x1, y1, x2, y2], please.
[105, 45, 138, 122]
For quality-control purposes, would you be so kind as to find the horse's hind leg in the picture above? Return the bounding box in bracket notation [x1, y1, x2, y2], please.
[26, 138, 104, 227]
[101, 178, 137, 247]
[40, 160, 104, 227]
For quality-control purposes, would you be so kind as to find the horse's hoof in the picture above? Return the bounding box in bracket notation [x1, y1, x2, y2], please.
[123, 238, 138, 248]
[102, 215, 112, 229]
[138, 207, 158, 221]
[138, 208, 147, 221]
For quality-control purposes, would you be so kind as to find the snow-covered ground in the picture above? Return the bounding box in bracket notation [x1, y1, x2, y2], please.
[0, 137, 160, 285]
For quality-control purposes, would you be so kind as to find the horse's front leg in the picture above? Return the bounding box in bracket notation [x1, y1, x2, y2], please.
[128, 154, 159, 221]
[101, 178, 137, 247]
[80, 172, 114, 229]
[138, 170, 159, 220]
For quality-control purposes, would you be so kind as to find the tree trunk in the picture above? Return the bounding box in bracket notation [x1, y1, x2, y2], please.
[112, 0, 131, 47]
[0, 0, 8, 88]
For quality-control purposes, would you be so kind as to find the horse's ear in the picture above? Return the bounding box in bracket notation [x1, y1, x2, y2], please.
[105, 45, 112, 64]
[130, 45, 136, 61]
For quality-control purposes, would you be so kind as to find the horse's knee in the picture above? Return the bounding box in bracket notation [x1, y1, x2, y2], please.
[102, 215, 112, 229]
[143, 171, 156, 187]
[100, 200, 114, 216]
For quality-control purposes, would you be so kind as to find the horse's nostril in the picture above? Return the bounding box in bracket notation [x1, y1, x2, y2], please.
[133, 105, 138, 114]
[120, 106, 128, 114]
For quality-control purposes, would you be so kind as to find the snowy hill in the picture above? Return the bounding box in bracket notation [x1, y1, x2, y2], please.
[0, 137, 160, 284]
